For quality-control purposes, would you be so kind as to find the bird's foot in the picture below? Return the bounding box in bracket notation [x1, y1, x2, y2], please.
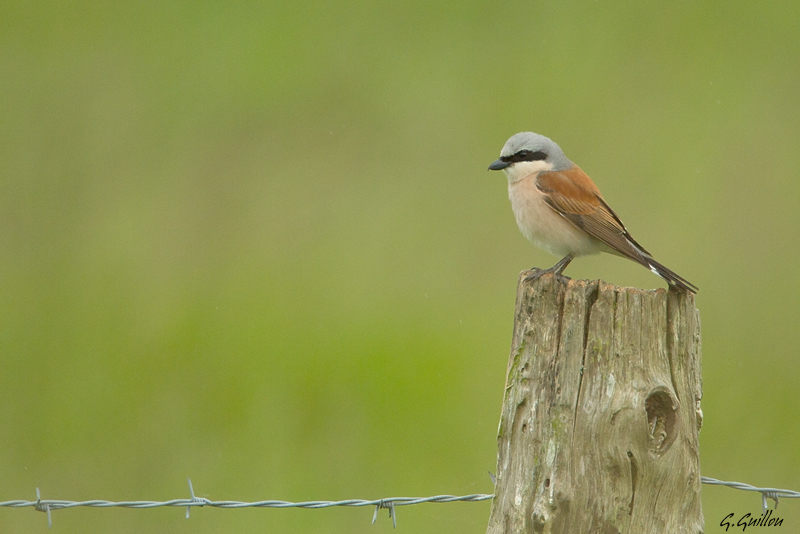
[523, 267, 572, 284]
[523, 255, 574, 284]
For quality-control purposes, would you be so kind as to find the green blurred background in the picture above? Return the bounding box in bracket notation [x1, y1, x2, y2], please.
[1, 1, 799, 532]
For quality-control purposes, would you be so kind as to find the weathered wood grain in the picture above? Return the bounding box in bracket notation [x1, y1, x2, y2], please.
[487, 272, 703, 534]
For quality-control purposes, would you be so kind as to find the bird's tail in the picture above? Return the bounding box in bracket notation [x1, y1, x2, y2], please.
[640, 255, 698, 294]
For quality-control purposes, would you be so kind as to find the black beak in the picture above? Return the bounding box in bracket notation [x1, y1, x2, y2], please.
[488, 159, 510, 171]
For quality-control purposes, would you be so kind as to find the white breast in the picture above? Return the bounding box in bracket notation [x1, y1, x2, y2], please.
[507, 173, 601, 258]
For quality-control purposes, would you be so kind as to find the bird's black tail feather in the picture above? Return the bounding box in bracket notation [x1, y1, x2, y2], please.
[641, 255, 698, 294]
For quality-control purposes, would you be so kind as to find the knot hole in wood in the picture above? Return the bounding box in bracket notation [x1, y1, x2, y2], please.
[645, 386, 679, 455]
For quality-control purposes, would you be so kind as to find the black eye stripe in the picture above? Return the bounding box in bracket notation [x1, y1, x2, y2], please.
[500, 150, 548, 164]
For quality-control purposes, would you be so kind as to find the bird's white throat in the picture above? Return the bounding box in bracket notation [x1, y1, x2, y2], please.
[503, 160, 554, 184]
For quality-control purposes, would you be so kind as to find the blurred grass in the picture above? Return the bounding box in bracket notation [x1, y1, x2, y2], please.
[1, 1, 799, 532]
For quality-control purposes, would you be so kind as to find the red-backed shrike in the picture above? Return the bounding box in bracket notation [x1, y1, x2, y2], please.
[489, 132, 697, 293]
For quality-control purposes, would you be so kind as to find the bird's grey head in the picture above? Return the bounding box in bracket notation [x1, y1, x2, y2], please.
[488, 132, 572, 173]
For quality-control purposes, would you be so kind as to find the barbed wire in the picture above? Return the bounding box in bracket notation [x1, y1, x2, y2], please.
[1, 476, 797, 528]
[1, 480, 493, 529]
[700, 476, 799, 516]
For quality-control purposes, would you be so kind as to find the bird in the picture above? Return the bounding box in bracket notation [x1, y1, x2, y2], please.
[488, 132, 697, 293]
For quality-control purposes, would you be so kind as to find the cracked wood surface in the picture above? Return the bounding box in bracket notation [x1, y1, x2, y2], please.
[486, 272, 703, 534]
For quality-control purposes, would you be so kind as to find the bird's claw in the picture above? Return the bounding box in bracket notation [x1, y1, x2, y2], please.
[523, 268, 571, 284]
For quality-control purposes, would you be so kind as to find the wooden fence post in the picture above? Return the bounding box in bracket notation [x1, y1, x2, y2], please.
[486, 272, 703, 534]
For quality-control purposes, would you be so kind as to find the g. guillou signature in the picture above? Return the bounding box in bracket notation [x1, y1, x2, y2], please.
[720, 510, 783, 531]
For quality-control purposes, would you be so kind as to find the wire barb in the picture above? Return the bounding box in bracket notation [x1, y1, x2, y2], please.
[370, 499, 397, 528]
[185, 478, 210, 519]
[34, 488, 52, 529]
[761, 491, 780, 516]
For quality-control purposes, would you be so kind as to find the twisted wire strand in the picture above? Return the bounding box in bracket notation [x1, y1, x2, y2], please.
[2, 493, 494, 511]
